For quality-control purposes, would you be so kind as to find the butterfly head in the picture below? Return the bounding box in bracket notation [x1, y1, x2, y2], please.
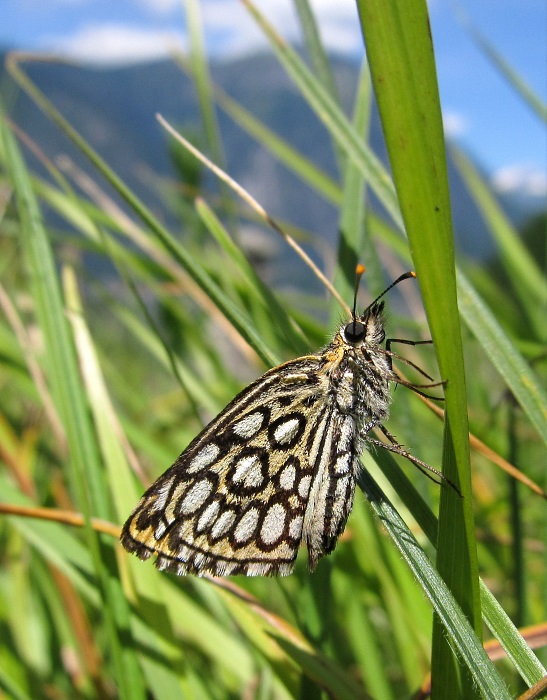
[342, 301, 386, 347]
[340, 267, 416, 349]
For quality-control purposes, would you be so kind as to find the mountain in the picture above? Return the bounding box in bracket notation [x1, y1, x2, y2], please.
[1, 50, 537, 288]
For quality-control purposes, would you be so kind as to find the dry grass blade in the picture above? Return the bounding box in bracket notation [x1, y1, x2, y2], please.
[416, 392, 547, 499]
[0, 502, 120, 538]
[156, 113, 350, 314]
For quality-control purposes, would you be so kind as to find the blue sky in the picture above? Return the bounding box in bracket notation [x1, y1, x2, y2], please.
[4, 0, 546, 200]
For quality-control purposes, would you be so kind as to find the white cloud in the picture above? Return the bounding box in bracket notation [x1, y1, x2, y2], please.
[39, 1, 363, 66]
[43, 23, 185, 65]
[442, 111, 468, 138]
[201, 0, 298, 57]
[491, 163, 547, 198]
[201, 0, 362, 58]
[310, 0, 363, 54]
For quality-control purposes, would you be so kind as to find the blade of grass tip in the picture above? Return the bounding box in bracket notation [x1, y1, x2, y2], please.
[359, 471, 512, 700]
[356, 2, 480, 697]
[1, 110, 146, 700]
[479, 581, 546, 687]
[455, 6, 547, 123]
[451, 146, 546, 335]
[457, 269, 547, 445]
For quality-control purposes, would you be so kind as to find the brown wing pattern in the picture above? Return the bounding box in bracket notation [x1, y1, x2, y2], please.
[121, 355, 358, 576]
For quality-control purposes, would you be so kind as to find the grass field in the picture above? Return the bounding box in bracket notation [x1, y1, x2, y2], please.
[1, 1, 545, 698]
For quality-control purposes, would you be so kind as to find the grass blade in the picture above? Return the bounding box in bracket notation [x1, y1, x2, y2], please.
[355, 2, 481, 696]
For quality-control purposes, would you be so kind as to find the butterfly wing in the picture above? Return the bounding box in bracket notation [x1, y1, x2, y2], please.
[121, 353, 358, 576]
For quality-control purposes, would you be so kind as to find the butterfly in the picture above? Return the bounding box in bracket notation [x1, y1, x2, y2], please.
[121, 270, 450, 576]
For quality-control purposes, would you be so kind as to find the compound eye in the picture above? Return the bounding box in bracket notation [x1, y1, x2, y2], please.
[344, 320, 366, 343]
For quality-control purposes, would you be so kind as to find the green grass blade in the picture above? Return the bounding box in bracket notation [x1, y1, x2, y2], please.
[452, 147, 546, 337]
[360, 471, 511, 700]
[7, 56, 279, 368]
[214, 85, 342, 204]
[293, 0, 341, 107]
[195, 197, 309, 355]
[240, 0, 402, 227]
[456, 10, 547, 123]
[1, 112, 146, 699]
[184, 0, 226, 165]
[457, 270, 547, 444]
[355, 2, 481, 697]
[183, 0, 237, 226]
[293, 0, 346, 172]
[480, 581, 546, 686]
[330, 59, 373, 324]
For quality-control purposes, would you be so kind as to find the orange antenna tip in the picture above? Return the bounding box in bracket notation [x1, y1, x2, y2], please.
[352, 264, 367, 320]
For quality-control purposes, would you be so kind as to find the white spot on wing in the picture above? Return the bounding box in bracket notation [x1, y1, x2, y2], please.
[232, 411, 265, 438]
[211, 510, 236, 538]
[233, 454, 264, 488]
[154, 521, 166, 539]
[152, 475, 175, 511]
[233, 508, 260, 543]
[273, 418, 300, 445]
[279, 463, 296, 490]
[188, 444, 220, 473]
[260, 503, 286, 545]
[289, 515, 303, 539]
[298, 475, 311, 499]
[196, 500, 220, 532]
[180, 479, 213, 514]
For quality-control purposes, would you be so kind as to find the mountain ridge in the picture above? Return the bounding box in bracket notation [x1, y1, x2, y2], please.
[2, 49, 539, 284]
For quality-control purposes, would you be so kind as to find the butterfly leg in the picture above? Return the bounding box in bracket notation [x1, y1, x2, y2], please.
[385, 338, 435, 381]
[366, 425, 462, 496]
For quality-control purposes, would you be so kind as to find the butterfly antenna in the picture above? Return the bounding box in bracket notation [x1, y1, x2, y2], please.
[352, 264, 366, 335]
[365, 271, 416, 312]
